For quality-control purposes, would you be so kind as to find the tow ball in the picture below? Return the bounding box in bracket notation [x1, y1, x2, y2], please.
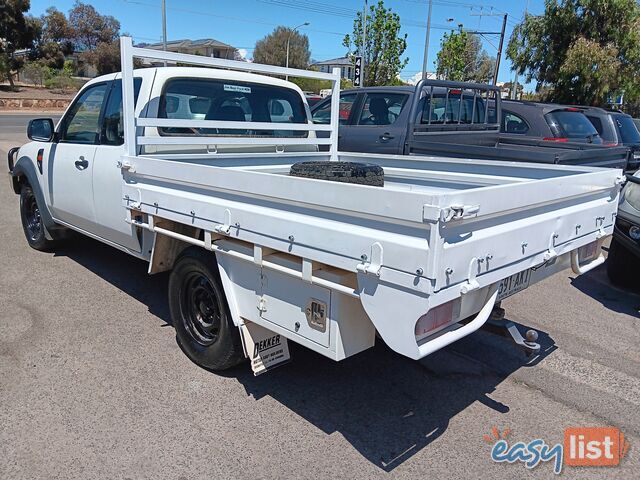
[485, 304, 540, 356]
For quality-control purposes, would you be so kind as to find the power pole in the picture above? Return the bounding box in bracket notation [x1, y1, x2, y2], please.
[493, 14, 507, 86]
[361, 0, 367, 87]
[421, 0, 433, 79]
[161, 0, 167, 66]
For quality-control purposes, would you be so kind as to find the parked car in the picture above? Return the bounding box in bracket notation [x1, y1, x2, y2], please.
[498, 99, 603, 144]
[607, 173, 640, 287]
[578, 107, 640, 170]
[6, 38, 622, 373]
[311, 81, 629, 169]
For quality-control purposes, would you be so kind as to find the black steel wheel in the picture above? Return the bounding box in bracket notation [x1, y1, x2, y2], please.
[168, 247, 245, 371]
[19, 184, 56, 251]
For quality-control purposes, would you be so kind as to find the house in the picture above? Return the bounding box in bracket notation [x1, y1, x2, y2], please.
[141, 38, 239, 63]
[310, 57, 355, 81]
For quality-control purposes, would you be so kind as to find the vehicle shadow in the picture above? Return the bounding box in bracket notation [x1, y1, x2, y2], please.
[53, 235, 556, 472]
[53, 236, 173, 326]
[569, 264, 640, 317]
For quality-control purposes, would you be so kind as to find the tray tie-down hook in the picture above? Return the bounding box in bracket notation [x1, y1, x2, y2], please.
[356, 242, 383, 277]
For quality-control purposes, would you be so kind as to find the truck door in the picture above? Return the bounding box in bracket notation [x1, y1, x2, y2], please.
[50, 82, 110, 232]
[339, 92, 409, 154]
[91, 79, 143, 252]
[311, 92, 358, 151]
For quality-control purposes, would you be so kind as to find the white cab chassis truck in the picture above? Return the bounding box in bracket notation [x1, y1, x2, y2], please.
[8, 38, 624, 374]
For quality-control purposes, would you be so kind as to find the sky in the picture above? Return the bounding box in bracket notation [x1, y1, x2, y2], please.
[26, 0, 544, 87]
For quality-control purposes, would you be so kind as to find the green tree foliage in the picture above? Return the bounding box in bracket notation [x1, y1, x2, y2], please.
[0, 0, 39, 87]
[253, 26, 310, 69]
[435, 28, 495, 82]
[68, 1, 120, 52]
[343, 0, 408, 86]
[507, 0, 640, 105]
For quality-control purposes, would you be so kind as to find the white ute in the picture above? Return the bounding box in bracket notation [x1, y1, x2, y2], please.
[8, 38, 623, 374]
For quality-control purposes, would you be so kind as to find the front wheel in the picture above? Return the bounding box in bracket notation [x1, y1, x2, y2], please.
[19, 184, 56, 251]
[168, 247, 245, 371]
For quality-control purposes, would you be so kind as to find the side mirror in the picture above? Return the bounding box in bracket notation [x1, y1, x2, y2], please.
[27, 118, 55, 142]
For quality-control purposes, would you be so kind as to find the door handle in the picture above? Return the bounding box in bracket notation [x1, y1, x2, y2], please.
[379, 133, 394, 142]
[75, 156, 89, 170]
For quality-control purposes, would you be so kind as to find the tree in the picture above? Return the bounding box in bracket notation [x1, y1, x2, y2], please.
[435, 28, 495, 82]
[507, 0, 640, 106]
[343, 0, 408, 86]
[68, 1, 120, 52]
[0, 0, 39, 87]
[253, 26, 310, 69]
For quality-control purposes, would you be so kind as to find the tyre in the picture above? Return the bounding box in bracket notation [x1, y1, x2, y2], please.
[606, 238, 638, 288]
[289, 161, 384, 187]
[168, 247, 245, 371]
[19, 184, 56, 251]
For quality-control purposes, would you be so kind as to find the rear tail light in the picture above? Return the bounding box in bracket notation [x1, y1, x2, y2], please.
[449, 89, 462, 95]
[543, 137, 569, 142]
[415, 299, 460, 341]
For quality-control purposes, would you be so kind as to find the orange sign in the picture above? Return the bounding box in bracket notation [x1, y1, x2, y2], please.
[564, 427, 629, 466]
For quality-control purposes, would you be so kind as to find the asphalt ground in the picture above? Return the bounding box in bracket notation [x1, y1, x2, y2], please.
[1, 112, 638, 479]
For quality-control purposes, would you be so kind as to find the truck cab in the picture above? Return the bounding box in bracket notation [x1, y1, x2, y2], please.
[10, 67, 316, 254]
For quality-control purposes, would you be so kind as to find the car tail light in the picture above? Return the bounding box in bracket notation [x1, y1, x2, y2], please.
[564, 107, 580, 112]
[415, 299, 460, 340]
[449, 89, 462, 95]
[543, 137, 569, 142]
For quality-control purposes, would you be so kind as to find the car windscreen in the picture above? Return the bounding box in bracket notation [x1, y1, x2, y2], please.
[614, 115, 640, 144]
[158, 78, 308, 137]
[544, 110, 601, 143]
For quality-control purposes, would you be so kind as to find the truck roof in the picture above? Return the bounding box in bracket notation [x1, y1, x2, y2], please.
[82, 66, 307, 96]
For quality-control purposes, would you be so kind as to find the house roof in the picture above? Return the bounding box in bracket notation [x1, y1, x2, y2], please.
[311, 56, 353, 67]
[144, 38, 235, 50]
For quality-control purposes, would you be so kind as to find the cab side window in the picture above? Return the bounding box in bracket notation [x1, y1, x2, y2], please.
[358, 93, 408, 126]
[503, 111, 529, 134]
[59, 83, 109, 144]
[312, 93, 358, 125]
[101, 79, 143, 146]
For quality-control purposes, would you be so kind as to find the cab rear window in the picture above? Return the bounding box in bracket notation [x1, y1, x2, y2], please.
[158, 78, 308, 137]
[545, 110, 601, 142]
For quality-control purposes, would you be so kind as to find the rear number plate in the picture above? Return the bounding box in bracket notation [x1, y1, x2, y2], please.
[497, 269, 532, 301]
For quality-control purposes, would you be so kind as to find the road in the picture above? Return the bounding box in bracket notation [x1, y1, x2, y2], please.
[1, 112, 638, 479]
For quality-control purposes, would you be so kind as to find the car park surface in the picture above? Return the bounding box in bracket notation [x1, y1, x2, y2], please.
[1, 112, 639, 479]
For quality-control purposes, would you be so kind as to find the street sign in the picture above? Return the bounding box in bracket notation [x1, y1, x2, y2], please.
[353, 56, 363, 87]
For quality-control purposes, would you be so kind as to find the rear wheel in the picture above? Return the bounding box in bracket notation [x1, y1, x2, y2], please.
[168, 247, 245, 371]
[19, 184, 56, 251]
[606, 238, 638, 288]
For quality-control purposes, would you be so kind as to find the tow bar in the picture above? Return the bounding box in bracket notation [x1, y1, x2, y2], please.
[484, 304, 540, 356]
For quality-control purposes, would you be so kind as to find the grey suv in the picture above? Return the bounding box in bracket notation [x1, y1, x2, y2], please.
[578, 107, 640, 170]
[499, 100, 603, 144]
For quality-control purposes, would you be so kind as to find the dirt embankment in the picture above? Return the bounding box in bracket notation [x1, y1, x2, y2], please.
[0, 85, 76, 111]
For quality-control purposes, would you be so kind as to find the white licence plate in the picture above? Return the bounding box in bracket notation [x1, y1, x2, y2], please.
[497, 269, 532, 301]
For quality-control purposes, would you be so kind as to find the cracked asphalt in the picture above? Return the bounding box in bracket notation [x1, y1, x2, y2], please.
[1, 112, 639, 479]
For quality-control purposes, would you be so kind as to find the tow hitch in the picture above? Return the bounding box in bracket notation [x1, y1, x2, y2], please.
[484, 304, 540, 356]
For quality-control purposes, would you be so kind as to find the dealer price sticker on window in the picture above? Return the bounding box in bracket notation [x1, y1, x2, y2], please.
[240, 320, 290, 376]
[497, 269, 532, 301]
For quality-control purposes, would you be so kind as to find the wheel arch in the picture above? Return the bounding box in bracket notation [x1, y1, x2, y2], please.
[12, 158, 58, 232]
